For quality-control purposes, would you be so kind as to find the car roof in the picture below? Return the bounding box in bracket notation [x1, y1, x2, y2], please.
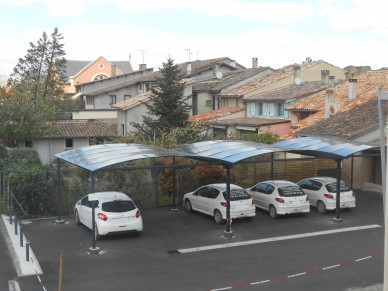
[88, 191, 131, 202]
[259, 180, 298, 187]
[207, 183, 243, 190]
[304, 177, 339, 183]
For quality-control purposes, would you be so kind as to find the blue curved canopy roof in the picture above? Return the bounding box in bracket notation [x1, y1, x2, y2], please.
[274, 137, 378, 158]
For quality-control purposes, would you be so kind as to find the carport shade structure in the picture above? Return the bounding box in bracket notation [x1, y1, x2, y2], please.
[54, 141, 289, 236]
[274, 136, 380, 222]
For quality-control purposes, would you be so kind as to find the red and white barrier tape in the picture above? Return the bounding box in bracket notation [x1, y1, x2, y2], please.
[210, 252, 383, 291]
[30, 250, 47, 291]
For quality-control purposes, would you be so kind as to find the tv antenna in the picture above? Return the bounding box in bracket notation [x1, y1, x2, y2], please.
[183, 48, 192, 62]
[137, 50, 145, 64]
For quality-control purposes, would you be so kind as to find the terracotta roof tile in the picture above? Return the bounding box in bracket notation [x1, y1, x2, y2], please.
[189, 107, 244, 122]
[40, 120, 118, 138]
[282, 70, 388, 139]
[244, 81, 328, 102]
[214, 117, 290, 127]
[112, 91, 152, 111]
[220, 60, 327, 97]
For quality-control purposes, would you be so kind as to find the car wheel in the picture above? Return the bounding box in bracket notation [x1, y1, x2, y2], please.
[214, 210, 225, 224]
[94, 224, 101, 240]
[75, 210, 81, 225]
[184, 199, 192, 212]
[269, 205, 278, 219]
[317, 200, 327, 214]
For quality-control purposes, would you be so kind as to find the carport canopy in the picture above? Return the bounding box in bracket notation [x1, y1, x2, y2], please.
[54, 137, 380, 233]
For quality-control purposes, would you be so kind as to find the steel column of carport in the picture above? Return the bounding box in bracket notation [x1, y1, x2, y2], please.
[274, 136, 380, 223]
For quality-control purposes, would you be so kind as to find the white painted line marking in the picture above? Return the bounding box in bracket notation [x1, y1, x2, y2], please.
[355, 256, 373, 262]
[250, 280, 270, 285]
[322, 264, 340, 270]
[288, 272, 306, 278]
[178, 224, 381, 253]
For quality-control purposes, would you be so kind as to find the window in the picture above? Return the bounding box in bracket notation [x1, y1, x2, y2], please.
[94, 74, 106, 81]
[205, 100, 212, 107]
[124, 95, 131, 100]
[109, 95, 117, 105]
[25, 141, 33, 148]
[86, 96, 94, 105]
[65, 139, 73, 148]
[257, 103, 263, 115]
[276, 103, 284, 117]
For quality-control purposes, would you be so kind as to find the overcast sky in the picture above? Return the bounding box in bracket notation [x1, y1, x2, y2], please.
[1, 0, 388, 77]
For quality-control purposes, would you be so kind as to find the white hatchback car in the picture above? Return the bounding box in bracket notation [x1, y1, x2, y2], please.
[183, 183, 256, 224]
[74, 192, 143, 239]
[246, 180, 310, 218]
[297, 177, 356, 214]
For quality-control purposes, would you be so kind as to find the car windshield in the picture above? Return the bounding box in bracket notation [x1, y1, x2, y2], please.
[101, 200, 136, 212]
[326, 181, 351, 193]
[223, 189, 251, 201]
[278, 185, 305, 197]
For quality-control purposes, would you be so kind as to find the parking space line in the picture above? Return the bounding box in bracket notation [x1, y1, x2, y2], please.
[173, 224, 381, 254]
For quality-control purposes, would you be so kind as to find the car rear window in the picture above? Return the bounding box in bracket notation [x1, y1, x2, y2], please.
[278, 186, 305, 197]
[223, 189, 251, 201]
[325, 181, 351, 193]
[101, 200, 136, 212]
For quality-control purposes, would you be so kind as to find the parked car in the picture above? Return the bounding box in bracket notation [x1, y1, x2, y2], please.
[74, 192, 143, 239]
[297, 177, 356, 214]
[246, 180, 310, 218]
[183, 183, 256, 224]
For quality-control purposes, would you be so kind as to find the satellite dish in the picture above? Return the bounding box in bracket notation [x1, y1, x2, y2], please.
[216, 71, 223, 79]
[329, 103, 338, 115]
[294, 77, 302, 85]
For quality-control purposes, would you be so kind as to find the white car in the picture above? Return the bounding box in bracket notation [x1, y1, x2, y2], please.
[74, 192, 143, 239]
[183, 183, 256, 224]
[297, 177, 356, 214]
[246, 180, 310, 219]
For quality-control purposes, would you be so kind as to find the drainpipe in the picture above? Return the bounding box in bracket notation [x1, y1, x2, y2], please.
[56, 158, 64, 224]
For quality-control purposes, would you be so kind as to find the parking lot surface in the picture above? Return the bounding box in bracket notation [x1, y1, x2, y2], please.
[1, 190, 385, 291]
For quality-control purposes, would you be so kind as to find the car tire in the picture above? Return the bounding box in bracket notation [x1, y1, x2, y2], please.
[214, 210, 225, 224]
[269, 205, 278, 219]
[184, 199, 192, 212]
[75, 210, 81, 225]
[317, 200, 327, 214]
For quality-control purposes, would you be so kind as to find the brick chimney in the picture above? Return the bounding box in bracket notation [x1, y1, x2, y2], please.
[252, 58, 258, 68]
[349, 79, 357, 100]
[329, 76, 335, 88]
[294, 65, 301, 85]
[139, 64, 147, 70]
[325, 88, 337, 119]
[321, 70, 329, 85]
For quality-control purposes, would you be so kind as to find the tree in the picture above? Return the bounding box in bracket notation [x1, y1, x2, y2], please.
[241, 130, 280, 144]
[131, 57, 192, 142]
[1, 28, 66, 147]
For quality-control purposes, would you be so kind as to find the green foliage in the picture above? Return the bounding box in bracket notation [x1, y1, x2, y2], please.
[241, 130, 280, 144]
[131, 58, 192, 141]
[9, 148, 41, 164]
[8, 162, 54, 217]
[1, 28, 66, 147]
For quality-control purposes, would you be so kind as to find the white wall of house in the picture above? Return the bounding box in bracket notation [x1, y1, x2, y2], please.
[73, 110, 117, 119]
[18, 138, 90, 165]
[246, 101, 290, 119]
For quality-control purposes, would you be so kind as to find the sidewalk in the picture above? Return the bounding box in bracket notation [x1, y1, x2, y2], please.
[0, 215, 42, 290]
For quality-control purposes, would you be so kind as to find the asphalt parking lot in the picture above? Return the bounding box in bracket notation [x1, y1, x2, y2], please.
[1, 190, 386, 291]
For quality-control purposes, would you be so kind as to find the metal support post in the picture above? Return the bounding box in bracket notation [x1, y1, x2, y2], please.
[14, 215, 17, 235]
[20, 227, 23, 247]
[224, 165, 233, 238]
[89, 200, 99, 254]
[332, 159, 343, 223]
[26, 240, 30, 261]
[56, 158, 64, 224]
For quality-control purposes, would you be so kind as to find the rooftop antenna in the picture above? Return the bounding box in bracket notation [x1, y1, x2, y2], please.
[183, 49, 192, 62]
[137, 50, 145, 64]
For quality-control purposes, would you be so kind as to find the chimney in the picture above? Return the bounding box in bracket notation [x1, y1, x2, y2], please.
[321, 70, 329, 85]
[349, 79, 357, 100]
[139, 64, 147, 70]
[111, 65, 117, 77]
[252, 58, 258, 68]
[293, 65, 301, 85]
[325, 88, 337, 119]
[328, 76, 335, 88]
[187, 63, 192, 75]
[345, 71, 350, 80]
[213, 63, 221, 78]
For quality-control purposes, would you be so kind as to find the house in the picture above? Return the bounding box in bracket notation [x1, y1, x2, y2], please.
[283, 69, 388, 190]
[76, 57, 245, 112]
[18, 119, 118, 164]
[195, 59, 346, 138]
[191, 61, 274, 115]
[64, 56, 134, 96]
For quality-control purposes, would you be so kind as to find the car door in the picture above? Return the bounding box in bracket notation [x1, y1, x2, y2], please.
[262, 184, 275, 209]
[298, 180, 316, 205]
[78, 196, 89, 225]
[82, 199, 94, 229]
[191, 187, 209, 213]
[252, 183, 270, 209]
